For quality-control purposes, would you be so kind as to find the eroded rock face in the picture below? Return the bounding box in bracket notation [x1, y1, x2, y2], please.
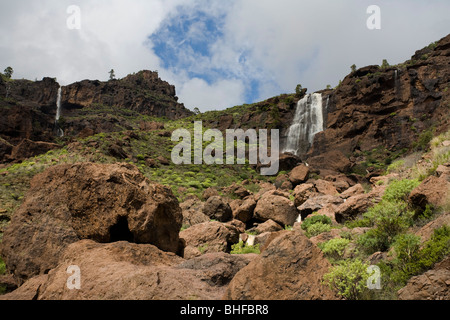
[179, 221, 235, 259]
[409, 176, 450, 209]
[1, 240, 256, 300]
[308, 34, 450, 167]
[254, 190, 299, 227]
[398, 256, 450, 300]
[202, 196, 233, 222]
[0, 162, 183, 282]
[223, 230, 338, 300]
[63, 71, 192, 120]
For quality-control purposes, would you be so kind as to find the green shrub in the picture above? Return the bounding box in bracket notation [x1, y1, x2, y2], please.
[386, 160, 405, 174]
[323, 259, 370, 300]
[382, 179, 420, 202]
[321, 238, 351, 260]
[413, 128, 435, 151]
[305, 222, 331, 238]
[0, 257, 5, 275]
[301, 215, 332, 231]
[391, 233, 422, 281]
[391, 226, 450, 285]
[187, 180, 202, 189]
[231, 241, 260, 254]
[358, 200, 414, 253]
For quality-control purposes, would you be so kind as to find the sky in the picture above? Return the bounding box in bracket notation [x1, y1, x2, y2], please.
[0, 1, 449, 112]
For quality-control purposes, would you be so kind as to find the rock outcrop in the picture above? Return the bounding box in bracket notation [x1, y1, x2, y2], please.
[398, 256, 450, 300]
[308, 34, 450, 171]
[0, 162, 183, 282]
[223, 230, 338, 300]
[62, 71, 192, 120]
[1, 240, 255, 300]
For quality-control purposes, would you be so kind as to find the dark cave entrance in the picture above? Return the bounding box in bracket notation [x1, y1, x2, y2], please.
[109, 216, 134, 243]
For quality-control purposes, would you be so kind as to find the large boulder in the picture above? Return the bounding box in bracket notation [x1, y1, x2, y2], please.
[335, 186, 385, 223]
[1, 240, 255, 300]
[179, 221, 236, 259]
[398, 256, 450, 300]
[293, 183, 317, 207]
[233, 196, 257, 223]
[180, 197, 209, 228]
[409, 176, 450, 209]
[297, 195, 344, 220]
[202, 196, 233, 222]
[223, 231, 338, 300]
[254, 190, 299, 227]
[0, 162, 183, 282]
[307, 150, 351, 173]
[288, 164, 310, 185]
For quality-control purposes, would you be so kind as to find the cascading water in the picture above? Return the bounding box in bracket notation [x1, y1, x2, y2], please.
[283, 93, 324, 156]
[55, 87, 64, 137]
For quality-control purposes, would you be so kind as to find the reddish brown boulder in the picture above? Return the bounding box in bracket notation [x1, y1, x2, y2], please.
[409, 176, 450, 209]
[298, 195, 344, 220]
[139, 121, 165, 131]
[0, 162, 183, 282]
[307, 150, 351, 173]
[398, 256, 450, 300]
[180, 197, 209, 228]
[179, 221, 236, 259]
[254, 190, 299, 227]
[249, 219, 284, 235]
[313, 179, 338, 196]
[335, 186, 385, 223]
[233, 197, 257, 223]
[1, 240, 255, 300]
[289, 164, 310, 185]
[202, 196, 233, 222]
[414, 212, 450, 244]
[293, 183, 317, 207]
[340, 184, 365, 199]
[223, 231, 338, 300]
[202, 187, 220, 201]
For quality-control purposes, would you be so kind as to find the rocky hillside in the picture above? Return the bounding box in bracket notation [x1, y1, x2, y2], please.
[0, 70, 192, 163]
[0, 34, 449, 301]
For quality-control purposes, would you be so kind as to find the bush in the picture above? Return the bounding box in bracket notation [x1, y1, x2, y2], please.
[301, 215, 332, 231]
[382, 179, 420, 202]
[386, 160, 405, 174]
[231, 241, 260, 254]
[305, 222, 331, 238]
[321, 238, 351, 260]
[390, 226, 450, 285]
[323, 259, 370, 300]
[358, 200, 414, 253]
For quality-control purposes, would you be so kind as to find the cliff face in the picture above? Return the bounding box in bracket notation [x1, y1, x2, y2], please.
[0, 71, 193, 162]
[62, 70, 192, 120]
[308, 34, 450, 169]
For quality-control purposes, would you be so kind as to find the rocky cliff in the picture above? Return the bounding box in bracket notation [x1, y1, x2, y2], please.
[309, 34, 450, 167]
[0, 70, 193, 163]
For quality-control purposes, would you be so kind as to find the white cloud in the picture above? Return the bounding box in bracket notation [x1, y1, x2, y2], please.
[177, 77, 245, 112]
[1, 0, 449, 111]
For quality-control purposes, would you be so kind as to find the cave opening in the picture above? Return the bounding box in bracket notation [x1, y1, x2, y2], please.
[109, 216, 134, 243]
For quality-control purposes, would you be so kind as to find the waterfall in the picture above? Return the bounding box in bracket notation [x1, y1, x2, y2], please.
[55, 87, 64, 137]
[283, 93, 324, 156]
[56, 87, 62, 121]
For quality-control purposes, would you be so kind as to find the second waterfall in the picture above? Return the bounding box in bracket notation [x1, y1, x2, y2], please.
[55, 87, 64, 137]
[283, 93, 324, 156]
